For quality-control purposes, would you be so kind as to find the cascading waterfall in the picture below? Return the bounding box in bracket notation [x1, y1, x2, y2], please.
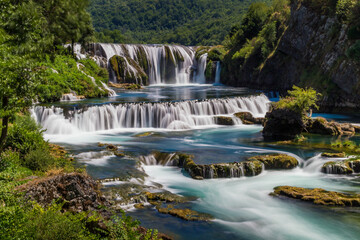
[32, 94, 270, 134]
[194, 53, 208, 84]
[94, 43, 206, 85]
[214, 61, 221, 85]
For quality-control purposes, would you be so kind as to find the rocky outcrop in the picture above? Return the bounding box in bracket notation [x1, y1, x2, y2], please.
[321, 159, 360, 174]
[262, 108, 305, 140]
[19, 173, 110, 213]
[234, 112, 264, 125]
[109, 55, 148, 85]
[321, 152, 346, 158]
[247, 154, 299, 170]
[214, 116, 235, 125]
[223, 0, 360, 110]
[306, 117, 356, 136]
[272, 186, 360, 207]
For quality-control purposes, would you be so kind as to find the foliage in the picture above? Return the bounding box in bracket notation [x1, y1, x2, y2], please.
[89, 0, 270, 45]
[37, 55, 109, 102]
[275, 86, 321, 114]
[347, 40, 360, 61]
[5, 115, 47, 157]
[336, 0, 357, 21]
[207, 46, 227, 61]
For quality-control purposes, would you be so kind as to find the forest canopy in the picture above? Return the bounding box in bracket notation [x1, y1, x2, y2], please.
[89, 0, 270, 45]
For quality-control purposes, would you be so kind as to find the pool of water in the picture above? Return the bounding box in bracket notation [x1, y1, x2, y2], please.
[37, 86, 360, 240]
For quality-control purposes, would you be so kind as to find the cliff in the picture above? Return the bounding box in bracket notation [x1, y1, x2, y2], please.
[222, 0, 360, 111]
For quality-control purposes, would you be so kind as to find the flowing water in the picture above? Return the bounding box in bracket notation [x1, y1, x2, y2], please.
[33, 47, 360, 239]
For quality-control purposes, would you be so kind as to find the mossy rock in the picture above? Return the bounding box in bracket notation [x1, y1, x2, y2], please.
[322, 158, 360, 174]
[242, 160, 264, 176]
[234, 112, 264, 125]
[156, 205, 213, 221]
[214, 116, 234, 125]
[247, 154, 299, 170]
[322, 161, 353, 174]
[109, 55, 148, 85]
[144, 191, 189, 203]
[272, 186, 360, 207]
[321, 152, 346, 158]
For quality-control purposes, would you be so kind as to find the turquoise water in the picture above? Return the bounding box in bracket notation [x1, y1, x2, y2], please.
[39, 86, 360, 240]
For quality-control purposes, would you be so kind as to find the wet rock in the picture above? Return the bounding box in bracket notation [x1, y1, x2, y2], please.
[234, 112, 264, 125]
[108, 82, 142, 90]
[156, 205, 213, 221]
[321, 152, 346, 158]
[98, 143, 124, 157]
[306, 118, 355, 136]
[272, 186, 360, 207]
[247, 154, 299, 170]
[214, 116, 234, 125]
[263, 108, 305, 141]
[109, 55, 148, 85]
[321, 159, 360, 174]
[19, 173, 110, 213]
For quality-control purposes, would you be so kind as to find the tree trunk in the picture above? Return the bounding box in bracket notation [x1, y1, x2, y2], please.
[0, 97, 9, 153]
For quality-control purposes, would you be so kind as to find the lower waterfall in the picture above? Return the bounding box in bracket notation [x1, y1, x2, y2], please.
[32, 94, 270, 134]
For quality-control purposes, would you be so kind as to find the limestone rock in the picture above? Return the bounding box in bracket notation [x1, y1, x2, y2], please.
[234, 112, 264, 125]
[272, 186, 360, 207]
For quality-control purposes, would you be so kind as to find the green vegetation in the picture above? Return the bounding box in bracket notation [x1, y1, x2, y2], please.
[0, 115, 161, 240]
[275, 86, 321, 114]
[222, 0, 290, 79]
[37, 55, 109, 102]
[89, 0, 270, 45]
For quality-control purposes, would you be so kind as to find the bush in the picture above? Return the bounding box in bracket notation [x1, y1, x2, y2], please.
[275, 86, 321, 114]
[336, 0, 357, 21]
[23, 147, 56, 171]
[347, 40, 360, 61]
[0, 149, 20, 172]
[5, 115, 47, 157]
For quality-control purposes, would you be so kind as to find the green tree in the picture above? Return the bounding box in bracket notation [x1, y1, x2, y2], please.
[276, 86, 322, 114]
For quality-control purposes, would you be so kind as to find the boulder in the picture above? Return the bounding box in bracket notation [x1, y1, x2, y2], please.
[19, 173, 110, 213]
[321, 159, 360, 174]
[306, 118, 355, 136]
[109, 55, 148, 85]
[262, 108, 305, 141]
[234, 112, 264, 125]
[214, 116, 234, 125]
[321, 152, 346, 158]
[247, 154, 299, 169]
[272, 186, 360, 207]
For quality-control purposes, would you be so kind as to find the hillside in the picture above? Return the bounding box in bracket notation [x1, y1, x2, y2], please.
[89, 0, 268, 45]
[220, 0, 360, 110]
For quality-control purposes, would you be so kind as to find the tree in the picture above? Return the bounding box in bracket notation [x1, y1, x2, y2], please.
[0, 1, 47, 152]
[275, 86, 322, 115]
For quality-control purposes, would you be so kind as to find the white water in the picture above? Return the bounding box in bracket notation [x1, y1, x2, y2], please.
[215, 61, 221, 85]
[143, 162, 359, 240]
[194, 53, 208, 84]
[96, 43, 206, 85]
[32, 95, 270, 134]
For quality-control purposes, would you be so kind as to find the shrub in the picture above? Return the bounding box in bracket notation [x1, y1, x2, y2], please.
[23, 147, 56, 171]
[347, 40, 360, 61]
[336, 0, 357, 21]
[0, 149, 20, 172]
[5, 115, 47, 157]
[275, 86, 321, 114]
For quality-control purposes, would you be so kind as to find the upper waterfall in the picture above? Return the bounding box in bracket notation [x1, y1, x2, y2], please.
[92, 43, 208, 85]
[32, 94, 270, 135]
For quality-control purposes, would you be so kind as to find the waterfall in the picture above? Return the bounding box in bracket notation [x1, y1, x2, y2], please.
[94, 43, 207, 85]
[32, 94, 270, 134]
[194, 53, 208, 84]
[214, 61, 221, 85]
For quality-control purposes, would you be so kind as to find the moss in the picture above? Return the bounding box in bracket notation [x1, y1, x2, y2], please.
[242, 160, 264, 176]
[322, 158, 360, 174]
[144, 191, 187, 203]
[207, 45, 226, 61]
[156, 205, 213, 221]
[247, 154, 299, 170]
[272, 186, 360, 207]
[321, 152, 346, 158]
[214, 116, 234, 125]
[109, 55, 148, 85]
[195, 46, 210, 60]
